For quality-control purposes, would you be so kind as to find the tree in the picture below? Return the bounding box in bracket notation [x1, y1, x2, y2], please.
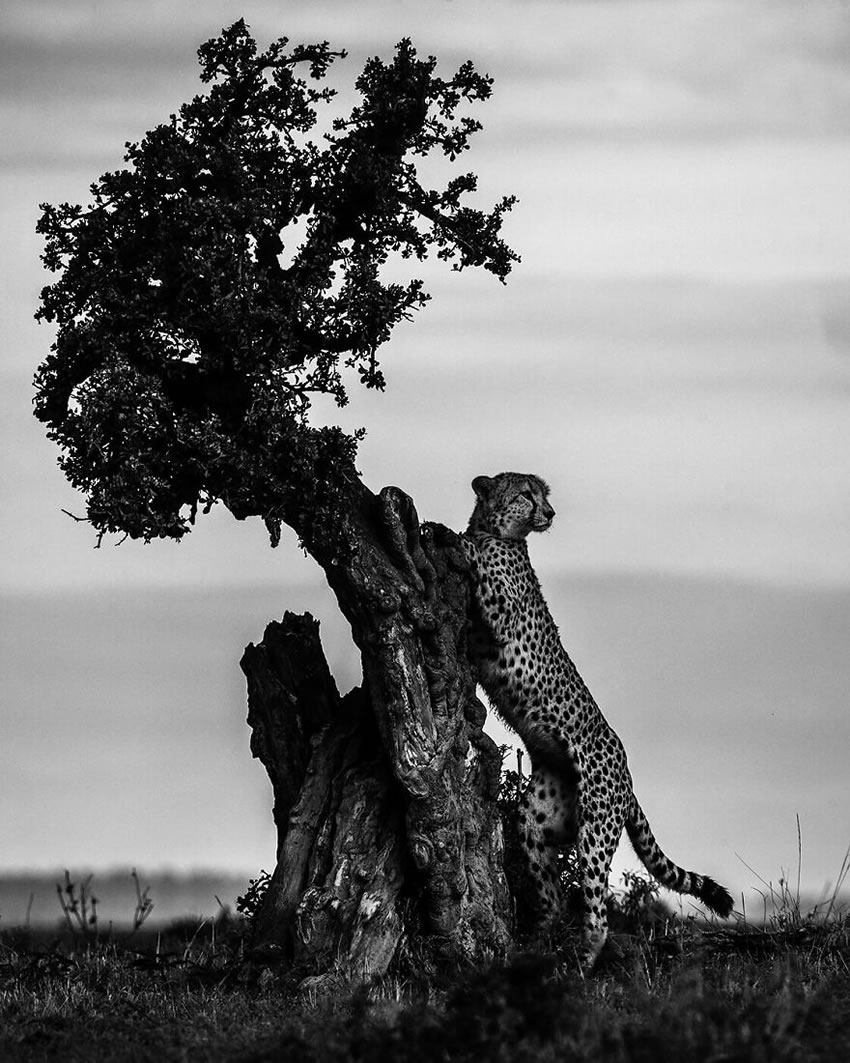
[34, 20, 519, 981]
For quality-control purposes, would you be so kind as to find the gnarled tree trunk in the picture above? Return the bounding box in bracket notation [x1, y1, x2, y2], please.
[240, 484, 512, 981]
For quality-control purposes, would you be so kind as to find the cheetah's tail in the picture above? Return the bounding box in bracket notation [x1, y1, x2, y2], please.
[625, 795, 734, 918]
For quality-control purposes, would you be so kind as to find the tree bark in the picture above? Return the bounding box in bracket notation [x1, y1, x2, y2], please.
[241, 485, 512, 980]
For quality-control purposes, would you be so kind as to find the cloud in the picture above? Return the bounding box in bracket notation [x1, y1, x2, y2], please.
[3, 575, 849, 893]
[5, 2, 849, 594]
[821, 281, 850, 359]
[498, 1, 850, 141]
[3, 0, 850, 171]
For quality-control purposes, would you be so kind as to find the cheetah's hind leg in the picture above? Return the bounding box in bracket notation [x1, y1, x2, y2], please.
[574, 790, 626, 972]
[515, 765, 578, 939]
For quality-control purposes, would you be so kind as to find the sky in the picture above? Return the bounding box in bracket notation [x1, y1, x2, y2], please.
[1, 0, 849, 916]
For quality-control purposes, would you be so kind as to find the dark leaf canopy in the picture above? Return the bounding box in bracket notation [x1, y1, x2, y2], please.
[34, 20, 518, 554]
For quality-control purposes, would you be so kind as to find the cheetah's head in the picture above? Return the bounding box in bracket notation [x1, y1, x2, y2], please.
[467, 472, 555, 540]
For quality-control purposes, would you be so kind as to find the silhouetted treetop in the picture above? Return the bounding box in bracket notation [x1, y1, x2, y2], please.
[34, 20, 518, 553]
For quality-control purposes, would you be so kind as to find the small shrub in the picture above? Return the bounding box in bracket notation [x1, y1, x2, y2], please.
[237, 869, 273, 946]
[54, 868, 154, 944]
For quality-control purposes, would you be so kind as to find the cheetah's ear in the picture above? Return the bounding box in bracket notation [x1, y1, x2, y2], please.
[471, 475, 493, 499]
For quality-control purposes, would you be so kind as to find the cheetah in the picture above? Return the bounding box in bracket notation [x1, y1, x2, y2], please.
[463, 472, 733, 968]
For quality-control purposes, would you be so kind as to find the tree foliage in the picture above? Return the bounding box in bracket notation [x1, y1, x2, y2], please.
[34, 20, 517, 555]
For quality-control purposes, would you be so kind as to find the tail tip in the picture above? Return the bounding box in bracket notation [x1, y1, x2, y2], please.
[699, 876, 734, 918]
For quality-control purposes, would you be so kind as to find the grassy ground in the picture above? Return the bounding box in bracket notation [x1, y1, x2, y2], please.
[2, 886, 849, 1063]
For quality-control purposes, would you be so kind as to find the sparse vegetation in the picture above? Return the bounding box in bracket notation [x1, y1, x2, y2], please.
[2, 889, 849, 1062]
[2, 839, 849, 1061]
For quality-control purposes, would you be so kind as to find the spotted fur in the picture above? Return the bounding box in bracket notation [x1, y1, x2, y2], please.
[464, 472, 733, 968]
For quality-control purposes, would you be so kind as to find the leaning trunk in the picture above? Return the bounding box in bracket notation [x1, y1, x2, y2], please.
[241, 483, 512, 980]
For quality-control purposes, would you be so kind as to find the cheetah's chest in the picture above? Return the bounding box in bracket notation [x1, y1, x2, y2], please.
[471, 541, 581, 747]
